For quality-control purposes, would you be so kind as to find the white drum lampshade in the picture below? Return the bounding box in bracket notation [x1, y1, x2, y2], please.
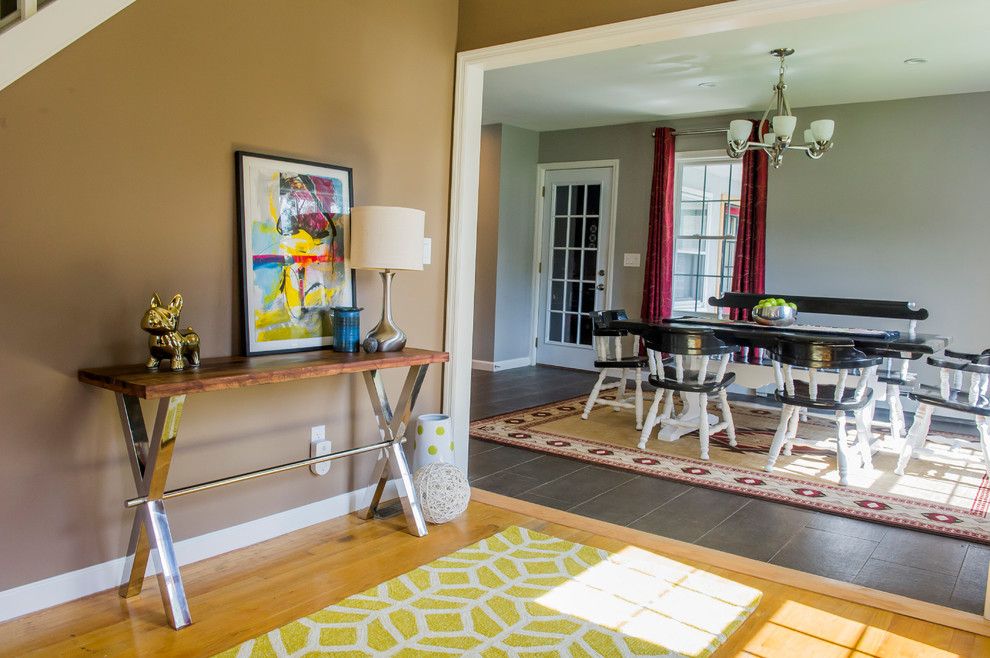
[349, 206, 426, 352]
[350, 206, 425, 271]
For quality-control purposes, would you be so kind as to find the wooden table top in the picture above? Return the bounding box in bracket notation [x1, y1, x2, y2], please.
[78, 348, 449, 399]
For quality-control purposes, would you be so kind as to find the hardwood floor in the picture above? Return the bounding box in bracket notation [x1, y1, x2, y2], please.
[1, 492, 987, 657]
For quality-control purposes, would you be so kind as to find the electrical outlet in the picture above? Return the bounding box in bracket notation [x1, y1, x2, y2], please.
[310, 425, 331, 476]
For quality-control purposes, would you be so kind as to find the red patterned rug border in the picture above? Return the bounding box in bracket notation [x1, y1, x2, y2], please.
[471, 396, 990, 545]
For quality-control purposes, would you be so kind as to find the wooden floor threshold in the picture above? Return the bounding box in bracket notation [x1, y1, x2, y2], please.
[472, 488, 990, 638]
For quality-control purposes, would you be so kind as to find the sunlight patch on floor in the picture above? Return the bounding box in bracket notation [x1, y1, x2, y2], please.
[535, 545, 761, 657]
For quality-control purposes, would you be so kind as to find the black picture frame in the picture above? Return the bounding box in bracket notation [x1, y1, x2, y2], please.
[236, 151, 357, 356]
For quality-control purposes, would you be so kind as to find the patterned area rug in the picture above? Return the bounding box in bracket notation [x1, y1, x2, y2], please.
[471, 396, 990, 544]
[217, 526, 760, 657]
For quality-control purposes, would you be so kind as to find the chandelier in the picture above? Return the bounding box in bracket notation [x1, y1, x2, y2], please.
[726, 48, 834, 169]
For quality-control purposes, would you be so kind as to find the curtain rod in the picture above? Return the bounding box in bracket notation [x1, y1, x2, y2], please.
[652, 128, 728, 137]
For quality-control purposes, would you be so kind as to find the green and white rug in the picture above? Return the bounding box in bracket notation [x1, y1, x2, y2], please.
[217, 526, 761, 657]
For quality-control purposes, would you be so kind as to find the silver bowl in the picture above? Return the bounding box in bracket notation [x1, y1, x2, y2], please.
[752, 305, 797, 327]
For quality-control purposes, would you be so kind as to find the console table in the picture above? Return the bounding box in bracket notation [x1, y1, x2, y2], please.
[78, 347, 448, 629]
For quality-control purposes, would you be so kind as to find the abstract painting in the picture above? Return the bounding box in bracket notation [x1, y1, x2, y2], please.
[236, 152, 355, 355]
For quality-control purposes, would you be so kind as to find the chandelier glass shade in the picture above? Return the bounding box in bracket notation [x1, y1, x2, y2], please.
[727, 48, 834, 169]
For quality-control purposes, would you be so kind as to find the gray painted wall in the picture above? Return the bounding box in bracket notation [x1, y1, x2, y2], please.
[473, 123, 540, 365]
[537, 92, 990, 371]
[473, 123, 501, 362]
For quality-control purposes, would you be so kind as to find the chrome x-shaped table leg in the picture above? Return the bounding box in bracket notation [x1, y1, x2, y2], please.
[362, 365, 429, 537]
[116, 393, 191, 629]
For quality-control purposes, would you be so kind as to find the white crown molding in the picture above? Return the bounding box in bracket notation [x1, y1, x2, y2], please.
[0, 0, 136, 94]
[0, 480, 395, 623]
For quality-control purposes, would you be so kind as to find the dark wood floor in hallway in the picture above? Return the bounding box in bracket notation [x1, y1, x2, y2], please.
[469, 365, 990, 615]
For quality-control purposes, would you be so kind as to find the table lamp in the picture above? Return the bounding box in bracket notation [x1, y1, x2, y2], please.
[349, 206, 425, 352]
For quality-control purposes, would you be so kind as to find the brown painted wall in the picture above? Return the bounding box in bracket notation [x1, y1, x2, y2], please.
[457, 0, 730, 51]
[0, 0, 456, 589]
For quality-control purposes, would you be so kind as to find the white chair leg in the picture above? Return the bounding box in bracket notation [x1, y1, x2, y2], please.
[766, 405, 795, 472]
[888, 385, 905, 440]
[637, 391, 663, 449]
[836, 410, 848, 457]
[895, 403, 933, 475]
[719, 389, 736, 447]
[835, 414, 850, 486]
[783, 404, 800, 456]
[698, 393, 710, 460]
[615, 370, 627, 412]
[582, 370, 608, 420]
[634, 368, 643, 430]
[854, 408, 874, 471]
[800, 408, 809, 422]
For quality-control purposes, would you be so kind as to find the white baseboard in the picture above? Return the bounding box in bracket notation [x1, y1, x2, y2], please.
[472, 357, 531, 372]
[0, 480, 397, 624]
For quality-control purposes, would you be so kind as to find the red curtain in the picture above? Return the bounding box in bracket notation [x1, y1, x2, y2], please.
[640, 127, 676, 323]
[730, 121, 768, 321]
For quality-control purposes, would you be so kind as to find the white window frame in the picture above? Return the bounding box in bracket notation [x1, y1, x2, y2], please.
[672, 150, 742, 316]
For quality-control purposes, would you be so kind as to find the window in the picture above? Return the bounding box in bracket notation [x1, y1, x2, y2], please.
[672, 156, 742, 314]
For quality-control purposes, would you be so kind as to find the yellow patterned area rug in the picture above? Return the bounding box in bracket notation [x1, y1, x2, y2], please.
[217, 526, 761, 657]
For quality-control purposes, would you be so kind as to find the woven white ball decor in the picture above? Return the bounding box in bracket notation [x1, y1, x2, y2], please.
[413, 462, 470, 524]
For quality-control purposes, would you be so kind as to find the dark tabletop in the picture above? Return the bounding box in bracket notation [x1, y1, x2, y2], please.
[613, 318, 949, 357]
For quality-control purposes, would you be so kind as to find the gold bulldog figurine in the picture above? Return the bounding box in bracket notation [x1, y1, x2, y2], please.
[141, 293, 201, 371]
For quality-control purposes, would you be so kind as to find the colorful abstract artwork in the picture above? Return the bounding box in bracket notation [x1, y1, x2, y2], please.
[237, 152, 354, 355]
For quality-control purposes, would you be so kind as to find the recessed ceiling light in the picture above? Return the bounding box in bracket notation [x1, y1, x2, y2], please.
[697, 81, 717, 88]
[903, 57, 928, 65]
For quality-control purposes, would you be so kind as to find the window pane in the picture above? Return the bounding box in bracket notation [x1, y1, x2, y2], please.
[552, 249, 566, 279]
[681, 165, 705, 200]
[568, 217, 583, 247]
[565, 282, 580, 312]
[564, 313, 578, 343]
[674, 249, 701, 276]
[570, 185, 585, 215]
[729, 163, 742, 199]
[566, 250, 581, 279]
[550, 281, 564, 311]
[553, 216, 568, 247]
[1, 0, 16, 18]
[579, 315, 592, 345]
[584, 216, 599, 248]
[554, 186, 568, 215]
[548, 312, 562, 342]
[582, 250, 596, 280]
[581, 283, 595, 314]
[678, 202, 704, 236]
[704, 164, 732, 200]
[586, 184, 601, 215]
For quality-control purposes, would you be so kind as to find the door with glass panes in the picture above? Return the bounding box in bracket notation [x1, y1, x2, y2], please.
[536, 167, 613, 370]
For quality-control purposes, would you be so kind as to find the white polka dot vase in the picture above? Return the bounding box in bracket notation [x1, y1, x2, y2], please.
[413, 413, 454, 470]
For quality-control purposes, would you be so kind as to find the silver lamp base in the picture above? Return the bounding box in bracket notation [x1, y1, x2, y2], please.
[366, 270, 407, 352]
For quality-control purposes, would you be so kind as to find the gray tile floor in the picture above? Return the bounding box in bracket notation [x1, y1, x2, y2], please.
[469, 366, 990, 615]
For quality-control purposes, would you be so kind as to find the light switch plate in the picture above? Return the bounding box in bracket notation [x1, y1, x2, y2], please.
[423, 238, 432, 265]
[623, 253, 641, 267]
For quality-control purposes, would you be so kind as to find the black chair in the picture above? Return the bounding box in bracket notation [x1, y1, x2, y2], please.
[765, 336, 882, 486]
[638, 325, 737, 460]
[582, 310, 648, 429]
[895, 352, 990, 476]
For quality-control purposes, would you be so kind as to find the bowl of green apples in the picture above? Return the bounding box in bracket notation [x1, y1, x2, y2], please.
[752, 298, 798, 326]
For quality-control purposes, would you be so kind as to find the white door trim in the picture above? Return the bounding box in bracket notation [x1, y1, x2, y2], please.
[443, 0, 903, 472]
[529, 160, 620, 367]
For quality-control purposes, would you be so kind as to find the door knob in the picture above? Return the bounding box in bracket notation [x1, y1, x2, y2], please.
[596, 284, 605, 291]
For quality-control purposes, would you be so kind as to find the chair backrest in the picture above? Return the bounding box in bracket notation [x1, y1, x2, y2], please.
[642, 325, 738, 386]
[643, 325, 737, 357]
[589, 309, 630, 361]
[927, 355, 990, 404]
[769, 335, 881, 404]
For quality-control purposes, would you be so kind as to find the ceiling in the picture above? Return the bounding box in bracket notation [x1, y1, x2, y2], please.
[481, 0, 990, 131]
